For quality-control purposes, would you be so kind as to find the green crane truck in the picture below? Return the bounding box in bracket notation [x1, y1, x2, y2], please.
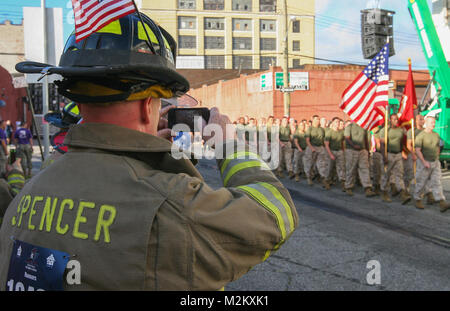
[407, 0, 450, 164]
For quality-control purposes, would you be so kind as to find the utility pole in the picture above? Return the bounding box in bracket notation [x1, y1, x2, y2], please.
[41, 0, 50, 159]
[282, 0, 290, 117]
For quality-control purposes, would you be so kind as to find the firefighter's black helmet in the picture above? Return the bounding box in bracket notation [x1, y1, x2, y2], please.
[16, 13, 189, 104]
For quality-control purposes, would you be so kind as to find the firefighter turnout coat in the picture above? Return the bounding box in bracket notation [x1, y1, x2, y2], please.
[0, 123, 298, 291]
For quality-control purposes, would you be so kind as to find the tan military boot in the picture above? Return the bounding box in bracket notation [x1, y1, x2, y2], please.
[341, 182, 346, 192]
[346, 188, 354, 196]
[415, 200, 425, 209]
[439, 200, 450, 213]
[323, 179, 331, 190]
[373, 184, 381, 195]
[400, 190, 412, 205]
[426, 192, 435, 205]
[307, 178, 313, 186]
[288, 171, 295, 179]
[277, 170, 284, 178]
[365, 187, 376, 198]
[295, 174, 300, 182]
[381, 191, 392, 203]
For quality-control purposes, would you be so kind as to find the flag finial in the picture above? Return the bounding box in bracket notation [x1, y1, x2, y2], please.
[408, 58, 412, 65]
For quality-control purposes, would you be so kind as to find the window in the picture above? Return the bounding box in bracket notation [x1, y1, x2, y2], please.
[178, 36, 196, 49]
[292, 59, 301, 68]
[293, 40, 300, 51]
[204, 0, 224, 10]
[260, 56, 276, 69]
[292, 20, 300, 33]
[204, 17, 225, 30]
[260, 0, 276, 12]
[233, 37, 252, 50]
[260, 38, 276, 50]
[233, 56, 253, 69]
[260, 19, 276, 32]
[232, 0, 252, 11]
[178, 16, 196, 30]
[178, 0, 196, 9]
[205, 55, 225, 69]
[205, 36, 225, 49]
[233, 18, 252, 31]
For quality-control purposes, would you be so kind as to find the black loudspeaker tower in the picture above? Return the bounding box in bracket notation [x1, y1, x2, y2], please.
[361, 8, 395, 59]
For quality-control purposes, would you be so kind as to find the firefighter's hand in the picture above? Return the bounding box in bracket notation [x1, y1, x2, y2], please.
[157, 105, 175, 141]
[203, 107, 233, 146]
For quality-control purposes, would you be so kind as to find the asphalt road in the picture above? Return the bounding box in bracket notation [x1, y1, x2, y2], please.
[196, 159, 450, 291]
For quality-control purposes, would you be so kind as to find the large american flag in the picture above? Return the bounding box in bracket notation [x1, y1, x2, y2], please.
[340, 43, 390, 131]
[71, 0, 136, 42]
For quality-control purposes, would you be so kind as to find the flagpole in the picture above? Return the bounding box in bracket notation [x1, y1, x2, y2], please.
[384, 37, 390, 173]
[131, 0, 156, 54]
[409, 59, 417, 184]
[384, 107, 388, 173]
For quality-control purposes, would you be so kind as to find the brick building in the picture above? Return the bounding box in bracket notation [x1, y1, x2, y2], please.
[187, 64, 431, 122]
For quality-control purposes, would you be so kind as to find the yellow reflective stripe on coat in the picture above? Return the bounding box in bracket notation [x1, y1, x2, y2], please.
[237, 183, 294, 240]
[7, 174, 25, 185]
[223, 161, 270, 187]
[220, 151, 260, 175]
[259, 182, 295, 234]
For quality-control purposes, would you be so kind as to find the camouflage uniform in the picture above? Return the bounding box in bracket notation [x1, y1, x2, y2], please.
[379, 127, 407, 192]
[344, 123, 372, 189]
[404, 128, 422, 191]
[278, 125, 293, 174]
[325, 129, 345, 183]
[303, 126, 327, 180]
[292, 128, 307, 176]
[413, 131, 445, 202]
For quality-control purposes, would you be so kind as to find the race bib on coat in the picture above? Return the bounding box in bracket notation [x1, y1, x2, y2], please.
[6, 239, 70, 291]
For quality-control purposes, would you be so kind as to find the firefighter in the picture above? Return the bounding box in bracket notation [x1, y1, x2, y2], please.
[41, 102, 82, 170]
[1, 13, 298, 291]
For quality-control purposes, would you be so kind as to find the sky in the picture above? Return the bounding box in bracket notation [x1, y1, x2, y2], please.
[0, 0, 434, 71]
[314, 0, 433, 70]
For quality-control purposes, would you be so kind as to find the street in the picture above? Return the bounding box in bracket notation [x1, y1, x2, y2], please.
[196, 159, 450, 291]
[28, 147, 450, 291]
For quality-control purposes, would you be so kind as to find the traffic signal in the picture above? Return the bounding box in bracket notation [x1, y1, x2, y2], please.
[361, 8, 396, 59]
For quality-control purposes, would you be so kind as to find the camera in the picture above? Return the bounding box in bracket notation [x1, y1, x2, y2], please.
[168, 108, 210, 132]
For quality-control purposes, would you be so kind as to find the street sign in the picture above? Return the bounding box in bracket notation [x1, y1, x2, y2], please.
[280, 88, 295, 93]
[289, 72, 309, 90]
[275, 72, 284, 89]
[275, 72, 309, 91]
[260, 73, 273, 91]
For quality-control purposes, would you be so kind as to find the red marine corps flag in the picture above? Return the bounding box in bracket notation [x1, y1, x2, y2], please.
[398, 58, 418, 129]
[340, 43, 390, 131]
[71, 0, 137, 42]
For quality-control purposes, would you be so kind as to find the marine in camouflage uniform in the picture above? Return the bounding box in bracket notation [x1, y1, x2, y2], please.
[379, 114, 411, 204]
[303, 116, 328, 186]
[413, 116, 449, 212]
[292, 122, 307, 182]
[277, 117, 293, 178]
[405, 115, 426, 196]
[344, 123, 376, 197]
[324, 118, 345, 190]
